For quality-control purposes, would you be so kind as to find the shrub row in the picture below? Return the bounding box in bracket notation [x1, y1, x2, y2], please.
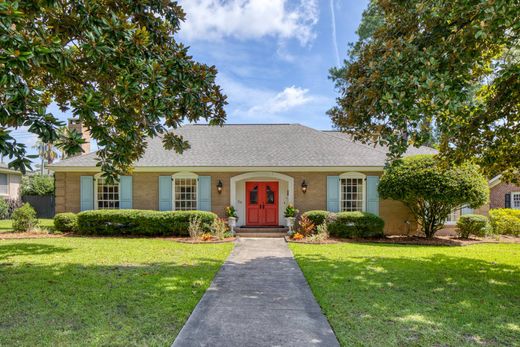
[302, 210, 384, 238]
[71, 210, 218, 236]
[302, 210, 330, 228]
[54, 213, 79, 232]
[327, 211, 385, 238]
[489, 209, 520, 236]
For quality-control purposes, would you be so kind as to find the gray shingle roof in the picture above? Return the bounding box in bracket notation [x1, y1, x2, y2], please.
[50, 124, 436, 168]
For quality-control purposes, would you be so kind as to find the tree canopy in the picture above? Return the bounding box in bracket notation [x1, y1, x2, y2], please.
[1, 0, 226, 179]
[330, 0, 519, 181]
[378, 155, 489, 238]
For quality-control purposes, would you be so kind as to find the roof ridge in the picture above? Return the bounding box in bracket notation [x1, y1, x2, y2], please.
[187, 123, 295, 126]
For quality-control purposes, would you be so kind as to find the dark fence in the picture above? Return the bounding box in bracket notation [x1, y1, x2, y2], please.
[22, 195, 55, 218]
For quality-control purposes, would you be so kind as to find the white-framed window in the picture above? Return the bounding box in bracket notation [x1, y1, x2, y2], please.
[512, 192, 520, 209]
[173, 173, 198, 211]
[0, 173, 8, 195]
[339, 172, 365, 212]
[95, 176, 120, 209]
[445, 205, 474, 224]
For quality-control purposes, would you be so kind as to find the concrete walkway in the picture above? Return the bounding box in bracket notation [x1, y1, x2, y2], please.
[172, 238, 339, 347]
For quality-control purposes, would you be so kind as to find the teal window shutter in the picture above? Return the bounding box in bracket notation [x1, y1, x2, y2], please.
[80, 176, 94, 211]
[158, 176, 172, 211]
[198, 176, 212, 211]
[119, 176, 132, 209]
[327, 176, 340, 212]
[366, 176, 380, 216]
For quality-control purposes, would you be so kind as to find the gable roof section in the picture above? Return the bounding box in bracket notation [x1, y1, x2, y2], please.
[50, 124, 436, 169]
[324, 131, 438, 157]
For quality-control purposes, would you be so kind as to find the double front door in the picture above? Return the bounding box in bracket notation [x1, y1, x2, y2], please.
[246, 182, 279, 226]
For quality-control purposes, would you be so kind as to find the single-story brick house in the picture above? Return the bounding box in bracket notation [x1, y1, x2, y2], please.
[50, 123, 445, 235]
[489, 175, 520, 210]
[0, 163, 22, 200]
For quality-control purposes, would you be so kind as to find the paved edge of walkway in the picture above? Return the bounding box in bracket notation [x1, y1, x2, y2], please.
[172, 238, 340, 347]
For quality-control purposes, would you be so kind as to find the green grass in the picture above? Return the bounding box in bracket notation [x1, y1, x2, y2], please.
[0, 218, 54, 232]
[290, 243, 520, 347]
[0, 238, 232, 346]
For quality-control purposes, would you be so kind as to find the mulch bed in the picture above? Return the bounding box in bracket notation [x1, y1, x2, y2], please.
[173, 237, 237, 244]
[0, 232, 69, 240]
[285, 235, 520, 246]
[284, 236, 339, 244]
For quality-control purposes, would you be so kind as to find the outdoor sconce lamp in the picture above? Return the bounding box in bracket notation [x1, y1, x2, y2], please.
[217, 180, 223, 194]
[301, 180, 308, 194]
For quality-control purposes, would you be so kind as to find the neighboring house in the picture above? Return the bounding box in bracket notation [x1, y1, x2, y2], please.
[0, 163, 22, 200]
[49, 124, 440, 235]
[489, 175, 520, 210]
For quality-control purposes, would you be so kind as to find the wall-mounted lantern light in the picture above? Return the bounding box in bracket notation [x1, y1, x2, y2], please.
[217, 180, 223, 194]
[301, 180, 308, 194]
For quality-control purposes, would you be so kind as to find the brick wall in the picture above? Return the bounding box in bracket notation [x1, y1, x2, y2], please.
[54, 170, 414, 235]
[490, 182, 520, 209]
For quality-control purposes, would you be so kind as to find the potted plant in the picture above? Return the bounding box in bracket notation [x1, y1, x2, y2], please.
[284, 204, 299, 234]
[225, 206, 238, 232]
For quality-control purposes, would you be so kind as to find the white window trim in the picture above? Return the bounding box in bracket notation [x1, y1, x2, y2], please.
[172, 172, 199, 211]
[93, 174, 120, 210]
[339, 172, 366, 212]
[512, 192, 520, 210]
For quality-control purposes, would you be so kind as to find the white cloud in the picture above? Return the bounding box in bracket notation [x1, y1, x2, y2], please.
[178, 0, 319, 45]
[248, 86, 313, 114]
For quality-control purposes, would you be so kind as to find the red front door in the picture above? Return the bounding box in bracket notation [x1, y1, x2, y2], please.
[246, 182, 279, 226]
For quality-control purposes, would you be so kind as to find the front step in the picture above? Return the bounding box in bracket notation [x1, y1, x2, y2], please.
[234, 227, 288, 238]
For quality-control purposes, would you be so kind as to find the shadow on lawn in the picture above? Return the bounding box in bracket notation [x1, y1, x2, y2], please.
[295, 247, 520, 346]
[0, 243, 72, 261]
[0, 250, 224, 346]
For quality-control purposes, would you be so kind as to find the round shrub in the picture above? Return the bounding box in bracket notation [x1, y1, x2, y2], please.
[12, 203, 38, 232]
[76, 209, 218, 236]
[328, 212, 384, 238]
[302, 210, 330, 228]
[0, 198, 9, 219]
[378, 155, 489, 238]
[489, 209, 520, 236]
[54, 213, 78, 232]
[456, 214, 489, 238]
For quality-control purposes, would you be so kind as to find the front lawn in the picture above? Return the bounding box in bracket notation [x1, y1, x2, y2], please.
[0, 218, 54, 232]
[290, 243, 520, 346]
[0, 238, 232, 346]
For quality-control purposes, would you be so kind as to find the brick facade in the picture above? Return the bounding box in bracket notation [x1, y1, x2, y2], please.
[490, 182, 520, 209]
[55, 170, 417, 235]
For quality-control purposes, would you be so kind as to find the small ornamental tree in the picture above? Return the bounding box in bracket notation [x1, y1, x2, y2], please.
[378, 155, 489, 238]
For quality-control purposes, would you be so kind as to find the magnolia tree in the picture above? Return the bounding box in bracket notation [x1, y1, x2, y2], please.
[1, 1, 226, 179]
[378, 155, 489, 238]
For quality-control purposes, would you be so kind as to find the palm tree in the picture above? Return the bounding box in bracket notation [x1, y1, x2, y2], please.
[32, 140, 59, 175]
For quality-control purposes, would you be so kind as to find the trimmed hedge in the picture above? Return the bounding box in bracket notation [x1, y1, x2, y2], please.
[302, 210, 330, 228]
[489, 209, 520, 236]
[76, 210, 217, 236]
[328, 211, 384, 238]
[54, 213, 78, 232]
[456, 214, 488, 238]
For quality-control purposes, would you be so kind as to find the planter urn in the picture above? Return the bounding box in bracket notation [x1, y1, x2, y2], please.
[228, 217, 237, 234]
[285, 217, 295, 234]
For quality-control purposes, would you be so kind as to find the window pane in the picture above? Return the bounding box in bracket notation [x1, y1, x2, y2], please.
[512, 193, 520, 209]
[340, 177, 364, 212]
[174, 177, 197, 210]
[96, 178, 120, 210]
[249, 186, 258, 204]
[0, 174, 7, 194]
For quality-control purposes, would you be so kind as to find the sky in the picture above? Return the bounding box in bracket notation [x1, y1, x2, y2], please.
[10, 0, 368, 161]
